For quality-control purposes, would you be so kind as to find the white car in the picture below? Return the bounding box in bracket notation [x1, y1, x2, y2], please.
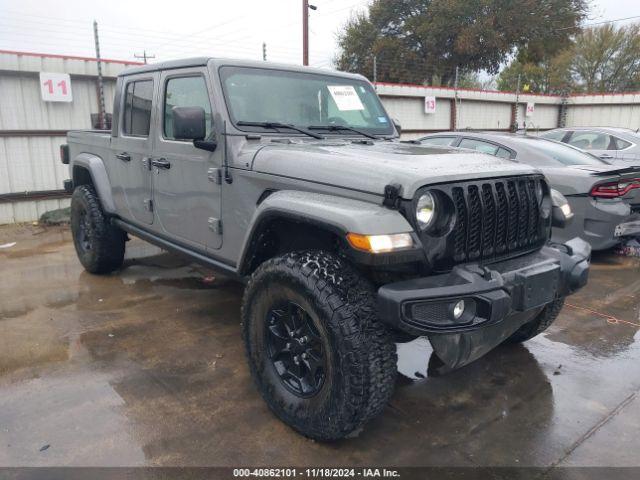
[541, 127, 640, 165]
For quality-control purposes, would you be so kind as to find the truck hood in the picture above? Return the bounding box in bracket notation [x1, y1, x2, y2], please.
[250, 140, 537, 198]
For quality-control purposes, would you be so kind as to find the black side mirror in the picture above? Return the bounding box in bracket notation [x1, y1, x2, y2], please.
[172, 106, 207, 140]
[550, 189, 574, 228]
[393, 118, 402, 136]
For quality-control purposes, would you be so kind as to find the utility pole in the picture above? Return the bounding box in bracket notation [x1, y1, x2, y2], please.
[93, 20, 106, 130]
[302, 0, 309, 66]
[453, 66, 459, 131]
[512, 73, 521, 132]
[262, 42, 267, 61]
[558, 88, 569, 128]
[302, 1, 317, 66]
[373, 55, 377, 87]
[134, 50, 155, 64]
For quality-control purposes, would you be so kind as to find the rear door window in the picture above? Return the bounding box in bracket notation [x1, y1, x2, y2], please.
[611, 136, 632, 150]
[496, 147, 513, 159]
[122, 80, 153, 137]
[459, 138, 500, 155]
[567, 131, 612, 150]
[541, 130, 568, 142]
[420, 136, 458, 146]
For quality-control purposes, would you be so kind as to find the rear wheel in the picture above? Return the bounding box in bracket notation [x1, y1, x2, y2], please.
[70, 185, 126, 274]
[242, 251, 397, 441]
[505, 297, 565, 344]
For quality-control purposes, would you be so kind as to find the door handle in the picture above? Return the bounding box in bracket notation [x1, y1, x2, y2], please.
[599, 154, 613, 159]
[151, 157, 171, 170]
[116, 152, 131, 162]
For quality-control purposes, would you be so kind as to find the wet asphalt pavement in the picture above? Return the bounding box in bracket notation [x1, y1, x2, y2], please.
[1, 224, 640, 468]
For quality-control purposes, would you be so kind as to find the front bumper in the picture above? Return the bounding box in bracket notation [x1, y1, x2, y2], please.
[378, 237, 591, 337]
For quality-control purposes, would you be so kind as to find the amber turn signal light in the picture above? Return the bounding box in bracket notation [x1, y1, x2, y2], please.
[346, 233, 414, 254]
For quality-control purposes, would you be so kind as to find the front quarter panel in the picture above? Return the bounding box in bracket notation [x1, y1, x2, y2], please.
[237, 190, 414, 272]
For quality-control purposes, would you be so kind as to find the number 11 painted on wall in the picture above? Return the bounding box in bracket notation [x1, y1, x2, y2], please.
[43, 79, 68, 95]
[39, 72, 73, 102]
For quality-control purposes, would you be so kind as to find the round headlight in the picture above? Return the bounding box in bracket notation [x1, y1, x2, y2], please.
[416, 192, 437, 229]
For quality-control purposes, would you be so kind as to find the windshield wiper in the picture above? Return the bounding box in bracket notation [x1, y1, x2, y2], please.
[308, 124, 378, 140]
[237, 121, 324, 139]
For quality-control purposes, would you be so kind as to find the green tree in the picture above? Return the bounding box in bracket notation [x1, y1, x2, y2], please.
[335, 0, 587, 85]
[497, 51, 574, 94]
[497, 23, 640, 94]
[571, 23, 640, 93]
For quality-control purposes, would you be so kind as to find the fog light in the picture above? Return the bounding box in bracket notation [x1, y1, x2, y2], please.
[452, 300, 465, 320]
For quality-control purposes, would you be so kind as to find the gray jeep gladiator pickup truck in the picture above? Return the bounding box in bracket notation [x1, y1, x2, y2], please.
[61, 57, 590, 440]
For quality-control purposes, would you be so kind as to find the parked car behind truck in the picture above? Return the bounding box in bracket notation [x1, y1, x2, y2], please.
[541, 127, 640, 164]
[418, 132, 640, 250]
[61, 58, 590, 440]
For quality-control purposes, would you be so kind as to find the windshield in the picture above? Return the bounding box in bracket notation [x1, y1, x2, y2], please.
[516, 138, 608, 166]
[219, 66, 393, 136]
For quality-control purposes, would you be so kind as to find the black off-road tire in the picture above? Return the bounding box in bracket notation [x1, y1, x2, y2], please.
[70, 185, 126, 274]
[242, 251, 397, 441]
[505, 297, 566, 344]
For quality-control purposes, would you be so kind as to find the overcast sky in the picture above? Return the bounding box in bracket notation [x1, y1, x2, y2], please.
[0, 0, 638, 69]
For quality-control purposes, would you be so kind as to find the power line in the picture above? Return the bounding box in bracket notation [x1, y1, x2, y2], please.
[134, 51, 156, 64]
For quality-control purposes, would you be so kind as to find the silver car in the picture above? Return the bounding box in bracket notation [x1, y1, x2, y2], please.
[417, 131, 640, 250]
[540, 127, 640, 165]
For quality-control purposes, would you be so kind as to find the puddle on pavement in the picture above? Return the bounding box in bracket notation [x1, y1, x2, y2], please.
[3, 225, 640, 466]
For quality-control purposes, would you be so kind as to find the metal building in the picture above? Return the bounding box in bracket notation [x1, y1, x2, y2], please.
[1, 49, 639, 225]
[0, 50, 140, 224]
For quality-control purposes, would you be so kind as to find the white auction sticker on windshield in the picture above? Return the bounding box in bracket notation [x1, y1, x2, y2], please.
[328, 85, 364, 111]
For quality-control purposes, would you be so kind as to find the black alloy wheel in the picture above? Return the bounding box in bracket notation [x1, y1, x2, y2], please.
[266, 301, 326, 397]
[76, 209, 93, 253]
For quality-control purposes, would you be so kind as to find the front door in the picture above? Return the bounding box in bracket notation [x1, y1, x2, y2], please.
[110, 74, 157, 225]
[150, 69, 223, 250]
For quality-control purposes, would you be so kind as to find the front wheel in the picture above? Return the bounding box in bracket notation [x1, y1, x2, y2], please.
[70, 185, 126, 274]
[504, 297, 566, 344]
[242, 251, 397, 441]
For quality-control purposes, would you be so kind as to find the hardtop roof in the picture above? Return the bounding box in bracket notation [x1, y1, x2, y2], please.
[118, 57, 366, 82]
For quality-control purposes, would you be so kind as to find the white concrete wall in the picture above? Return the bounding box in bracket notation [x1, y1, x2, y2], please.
[565, 104, 640, 129]
[377, 83, 640, 139]
[457, 100, 512, 130]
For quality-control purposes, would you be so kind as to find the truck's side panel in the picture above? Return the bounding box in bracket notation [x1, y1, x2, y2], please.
[109, 73, 159, 225]
[149, 67, 224, 251]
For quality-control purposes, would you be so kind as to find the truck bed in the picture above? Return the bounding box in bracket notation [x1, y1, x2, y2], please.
[67, 130, 113, 164]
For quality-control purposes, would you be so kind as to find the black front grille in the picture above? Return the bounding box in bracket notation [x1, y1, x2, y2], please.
[448, 176, 547, 265]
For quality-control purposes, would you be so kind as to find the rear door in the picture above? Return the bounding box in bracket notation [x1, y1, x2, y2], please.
[110, 74, 158, 224]
[150, 68, 223, 250]
[565, 130, 615, 160]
